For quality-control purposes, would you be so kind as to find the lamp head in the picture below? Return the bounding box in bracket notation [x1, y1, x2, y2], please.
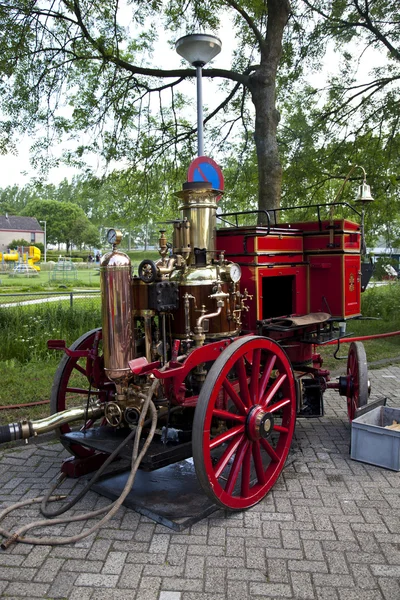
[175, 33, 222, 67]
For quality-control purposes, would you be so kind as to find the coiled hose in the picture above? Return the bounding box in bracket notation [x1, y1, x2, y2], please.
[0, 378, 159, 549]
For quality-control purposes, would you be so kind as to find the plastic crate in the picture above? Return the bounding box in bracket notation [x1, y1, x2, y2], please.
[351, 406, 400, 471]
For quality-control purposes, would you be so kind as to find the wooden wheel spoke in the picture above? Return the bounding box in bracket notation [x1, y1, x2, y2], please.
[249, 349, 261, 405]
[261, 373, 287, 408]
[225, 438, 250, 496]
[236, 357, 252, 407]
[259, 354, 276, 400]
[209, 424, 245, 450]
[260, 438, 280, 463]
[214, 435, 243, 479]
[66, 387, 99, 395]
[73, 363, 87, 376]
[266, 396, 291, 414]
[222, 378, 248, 415]
[253, 441, 266, 485]
[273, 424, 289, 433]
[241, 443, 252, 498]
[212, 409, 246, 423]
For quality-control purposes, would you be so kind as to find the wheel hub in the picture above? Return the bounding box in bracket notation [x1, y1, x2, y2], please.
[246, 406, 274, 440]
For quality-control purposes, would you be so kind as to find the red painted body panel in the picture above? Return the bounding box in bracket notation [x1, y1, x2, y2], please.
[308, 254, 361, 318]
[216, 218, 361, 324]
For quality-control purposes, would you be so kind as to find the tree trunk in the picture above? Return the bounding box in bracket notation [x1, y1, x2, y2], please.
[249, 0, 290, 224]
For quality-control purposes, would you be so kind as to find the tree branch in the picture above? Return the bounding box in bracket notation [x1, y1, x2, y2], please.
[223, 0, 267, 50]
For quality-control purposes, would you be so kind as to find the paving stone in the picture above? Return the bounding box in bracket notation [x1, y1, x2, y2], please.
[64, 558, 103, 573]
[267, 557, 290, 583]
[378, 576, 400, 600]
[0, 565, 37, 582]
[312, 573, 355, 587]
[185, 555, 205, 578]
[149, 534, 171, 554]
[47, 571, 79, 598]
[91, 590, 135, 599]
[249, 582, 293, 597]
[102, 550, 127, 575]
[370, 564, 400, 577]
[167, 544, 188, 567]
[68, 587, 94, 600]
[290, 571, 315, 599]
[117, 563, 143, 588]
[325, 550, 349, 574]
[75, 573, 119, 587]
[204, 567, 226, 594]
[337, 590, 383, 600]
[226, 579, 249, 600]
[3, 581, 50, 597]
[159, 593, 182, 600]
[34, 557, 65, 583]
[162, 579, 203, 592]
[207, 526, 226, 546]
[315, 587, 339, 600]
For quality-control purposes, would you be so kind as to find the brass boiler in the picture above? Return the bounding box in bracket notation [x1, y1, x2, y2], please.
[170, 266, 238, 339]
[171, 182, 240, 340]
[100, 248, 135, 382]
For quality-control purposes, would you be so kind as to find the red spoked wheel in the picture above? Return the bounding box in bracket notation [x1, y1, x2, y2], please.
[192, 336, 296, 510]
[346, 341, 369, 421]
[50, 328, 115, 457]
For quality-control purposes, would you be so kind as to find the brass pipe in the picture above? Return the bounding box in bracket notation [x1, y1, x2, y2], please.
[143, 314, 152, 363]
[0, 405, 104, 444]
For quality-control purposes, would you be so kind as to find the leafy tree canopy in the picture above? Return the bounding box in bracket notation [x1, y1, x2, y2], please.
[21, 198, 98, 249]
[0, 0, 303, 215]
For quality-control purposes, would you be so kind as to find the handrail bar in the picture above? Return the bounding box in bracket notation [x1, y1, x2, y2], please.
[217, 202, 361, 231]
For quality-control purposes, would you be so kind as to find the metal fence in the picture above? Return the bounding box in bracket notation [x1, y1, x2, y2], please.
[0, 289, 101, 309]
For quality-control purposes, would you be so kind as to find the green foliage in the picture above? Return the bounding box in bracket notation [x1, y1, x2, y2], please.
[361, 283, 400, 320]
[0, 301, 101, 363]
[8, 239, 44, 254]
[21, 199, 97, 249]
[8, 238, 29, 248]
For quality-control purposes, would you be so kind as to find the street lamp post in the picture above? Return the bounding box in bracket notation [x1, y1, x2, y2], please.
[175, 33, 222, 157]
[40, 220, 47, 263]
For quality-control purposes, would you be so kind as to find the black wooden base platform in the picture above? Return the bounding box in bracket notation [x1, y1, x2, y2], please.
[92, 458, 217, 531]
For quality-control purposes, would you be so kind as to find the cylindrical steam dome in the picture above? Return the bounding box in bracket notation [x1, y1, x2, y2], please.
[100, 250, 135, 382]
[175, 181, 220, 266]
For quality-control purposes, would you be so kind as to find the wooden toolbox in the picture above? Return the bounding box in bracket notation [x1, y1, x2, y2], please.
[308, 253, 361, 318]
[276, 219, 361, 253]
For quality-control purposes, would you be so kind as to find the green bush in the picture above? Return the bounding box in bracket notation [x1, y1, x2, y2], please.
[361, 282, 400, 320]
[0, 301, 101, 363]
[9, 239, 45, 254]
[71, 257, 83, 263]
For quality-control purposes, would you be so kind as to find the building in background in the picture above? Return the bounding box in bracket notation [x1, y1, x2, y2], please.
[0, 215, 44, 252]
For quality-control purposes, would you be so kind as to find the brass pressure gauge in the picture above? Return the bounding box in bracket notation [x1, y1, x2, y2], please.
[229, 263, 242, 283]
[106, 229, 122, 246]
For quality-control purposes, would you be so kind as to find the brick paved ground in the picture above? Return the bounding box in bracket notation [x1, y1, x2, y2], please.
[0, 365, 399, 599]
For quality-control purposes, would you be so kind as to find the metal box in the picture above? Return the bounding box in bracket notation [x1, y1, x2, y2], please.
[351, 406, 400, 471]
